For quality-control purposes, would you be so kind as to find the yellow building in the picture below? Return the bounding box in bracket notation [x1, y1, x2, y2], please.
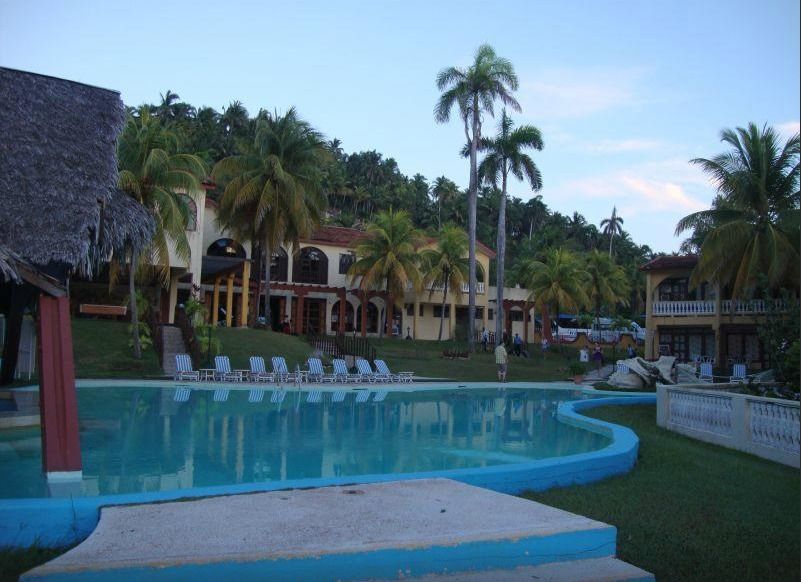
[163, 194, 523, 342]
[640, 255, 788, 369]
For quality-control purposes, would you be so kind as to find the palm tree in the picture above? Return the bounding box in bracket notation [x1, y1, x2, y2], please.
[349, 209, 423, 337]
[430, 176, 460, 229]
[213, 108, 327, 326]
[477, 110, 543, 343]
[600, 206, 625, 257]
[675, 123, 800, 297]
[585, 251, 630, 329]
[518, 248, 589, 339]
[421, 226, 469, 340]
[435, 44, 520, 351]
[117, 109, 207, 357]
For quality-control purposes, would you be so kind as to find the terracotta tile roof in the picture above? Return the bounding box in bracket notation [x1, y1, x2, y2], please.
[301, 225, 497, 259]
[639, 254, 698, 271]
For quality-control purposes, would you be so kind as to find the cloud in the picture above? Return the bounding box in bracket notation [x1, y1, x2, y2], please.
[777, 120, 800, 140]
[518, 67, 648, 120]
[584, 139, 665, 154]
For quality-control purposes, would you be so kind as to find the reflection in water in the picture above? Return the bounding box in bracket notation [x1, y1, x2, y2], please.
[0, 387, 607, 499]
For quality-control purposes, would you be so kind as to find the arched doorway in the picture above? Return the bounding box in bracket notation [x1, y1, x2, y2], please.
[330, 300, 355, 332]
[355, 302, 379, 333]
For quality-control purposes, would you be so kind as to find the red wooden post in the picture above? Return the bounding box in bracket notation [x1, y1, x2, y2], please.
[38, 295, 82, 476]
[523, 301, 530, 344]
[338, 290, 346, 334]
[542, 306, 553, 341]
[361, 292, 367, 338]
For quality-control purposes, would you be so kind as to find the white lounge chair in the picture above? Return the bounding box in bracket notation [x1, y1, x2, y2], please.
[214, 355, 242, 382]
[249, 356, 275, 383]
[374, 359, 413, 383]
[333, 359, 360, 383]
[307, 358, 336, 383]
[356, 358, 381, 382]
[730, 363, 747, 383]
[699, 362, 714, 382]
[174, 354, 200, 381]
[272, 356, 300, 383]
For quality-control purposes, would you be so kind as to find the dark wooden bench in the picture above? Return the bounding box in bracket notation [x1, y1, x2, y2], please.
[79, 304, 128, 318]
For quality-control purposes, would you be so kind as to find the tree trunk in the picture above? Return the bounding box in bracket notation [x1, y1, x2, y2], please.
[608, 233, 614, 257]
[495, 168, 508, 345]
[385, 293, 393, 337]
[130, 252, 141, 360]
[438, 279, 449, 341]
[262, 238, 272, 327]
[466, 100, 480, 352]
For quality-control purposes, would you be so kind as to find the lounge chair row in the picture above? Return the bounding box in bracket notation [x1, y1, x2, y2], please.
[173, 354, 414, 384]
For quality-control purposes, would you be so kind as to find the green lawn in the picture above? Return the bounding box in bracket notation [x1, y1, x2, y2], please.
[525, 405, 800, 582]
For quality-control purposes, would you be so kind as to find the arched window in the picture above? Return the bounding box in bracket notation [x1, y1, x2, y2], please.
[207, 238, 246, 258]
[270, 248, 288, 281]
[292, 247, 328, 284]
[180, 194, 197, 231]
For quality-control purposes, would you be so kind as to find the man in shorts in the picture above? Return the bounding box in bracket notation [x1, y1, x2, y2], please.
[495, 342, 508, 383]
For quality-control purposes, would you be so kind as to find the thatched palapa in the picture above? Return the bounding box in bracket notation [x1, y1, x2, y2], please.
[96, 188, 155, 262]
[0, 67, 149, 278]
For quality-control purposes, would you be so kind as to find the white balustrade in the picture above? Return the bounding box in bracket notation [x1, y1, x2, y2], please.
[652, 301, 716, 316]
[657, 385, 800, 467]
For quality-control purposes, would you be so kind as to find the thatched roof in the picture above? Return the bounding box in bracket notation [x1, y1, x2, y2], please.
[0, 67, 126, 277]
[96, 188, 155, 261]
[0, 246, 21, 284]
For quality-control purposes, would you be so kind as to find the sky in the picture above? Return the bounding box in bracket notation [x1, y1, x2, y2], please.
[1, 0, 799, 252]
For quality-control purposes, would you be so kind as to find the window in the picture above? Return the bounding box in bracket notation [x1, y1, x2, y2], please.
[293, 247, 328, 284]
[338, 252, 355, 275]
[207, 238, 245, 258]
[509, 310, 524, 322]
[475, 306, 484, 319]
[658, 278, 691, 301]
[419, 304, 424, 317]
[488, 309, 494, 321]
[433, 305, 450, 318]
[270, 248, 288, 281]
[405, 303, 414, 316]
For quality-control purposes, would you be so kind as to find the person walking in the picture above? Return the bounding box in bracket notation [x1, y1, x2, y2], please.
[513, 333, 523, 356]
[494, 342, 508, 383]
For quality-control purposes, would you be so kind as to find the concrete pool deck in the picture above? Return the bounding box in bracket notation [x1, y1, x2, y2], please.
[23, 478, 653, 581]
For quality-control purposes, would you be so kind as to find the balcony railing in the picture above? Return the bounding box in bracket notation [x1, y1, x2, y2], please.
[652, 299, 795, 316]
[652, 301, 715, 316]
[407, 282, 485, 294]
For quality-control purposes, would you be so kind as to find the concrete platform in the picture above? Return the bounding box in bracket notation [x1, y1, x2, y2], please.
[24, 478, 649, 581]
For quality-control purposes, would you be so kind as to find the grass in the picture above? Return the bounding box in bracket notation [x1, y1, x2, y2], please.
[524, 405, 800, 582]
[72, 319, 162, 379]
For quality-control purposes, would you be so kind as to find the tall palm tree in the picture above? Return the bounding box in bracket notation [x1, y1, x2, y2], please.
[477, 110, 543, 343]
[518, 248, 589, 339]
[600, 206, 625, 257]
[435, 44, 520, 351]
[213, 108, 327, 326]
[349, 209, 423, 337]
[585, 251, 630, 328]
[421, 225, 469, 340]
[431, 176, 461, 229]
[117, 109, 207, 357]
[675, 123, 800, 297]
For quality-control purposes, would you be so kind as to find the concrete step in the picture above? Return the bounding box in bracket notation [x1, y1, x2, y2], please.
[367, 557, 654, 581]
[23, 479, 652, 581]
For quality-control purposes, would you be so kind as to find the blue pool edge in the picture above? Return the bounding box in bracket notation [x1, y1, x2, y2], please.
[0, 382, 656, 548]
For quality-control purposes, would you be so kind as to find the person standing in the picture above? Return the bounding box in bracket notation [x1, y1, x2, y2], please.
[495, 342, 508, 383]
[593, 343, 604, 371]
[481, 327, 489, 352]
[513, 332, 523, 356]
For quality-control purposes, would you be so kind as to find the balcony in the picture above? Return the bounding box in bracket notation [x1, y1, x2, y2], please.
[407, 282, 485, 294]
[652, 299, 794, 316]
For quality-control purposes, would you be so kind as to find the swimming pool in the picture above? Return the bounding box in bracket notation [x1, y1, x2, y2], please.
[1, 384, 609, 499]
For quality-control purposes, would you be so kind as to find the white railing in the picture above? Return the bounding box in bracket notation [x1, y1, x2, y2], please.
[652, 301, 716, 316]
[657, 385, 800, 467]
[407, 282, 485, 294]
[720, 299, 793, 314]
[461, 282, 485, 294]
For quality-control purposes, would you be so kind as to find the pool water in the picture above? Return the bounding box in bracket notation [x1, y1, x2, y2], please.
[0, 386, 609, 499]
